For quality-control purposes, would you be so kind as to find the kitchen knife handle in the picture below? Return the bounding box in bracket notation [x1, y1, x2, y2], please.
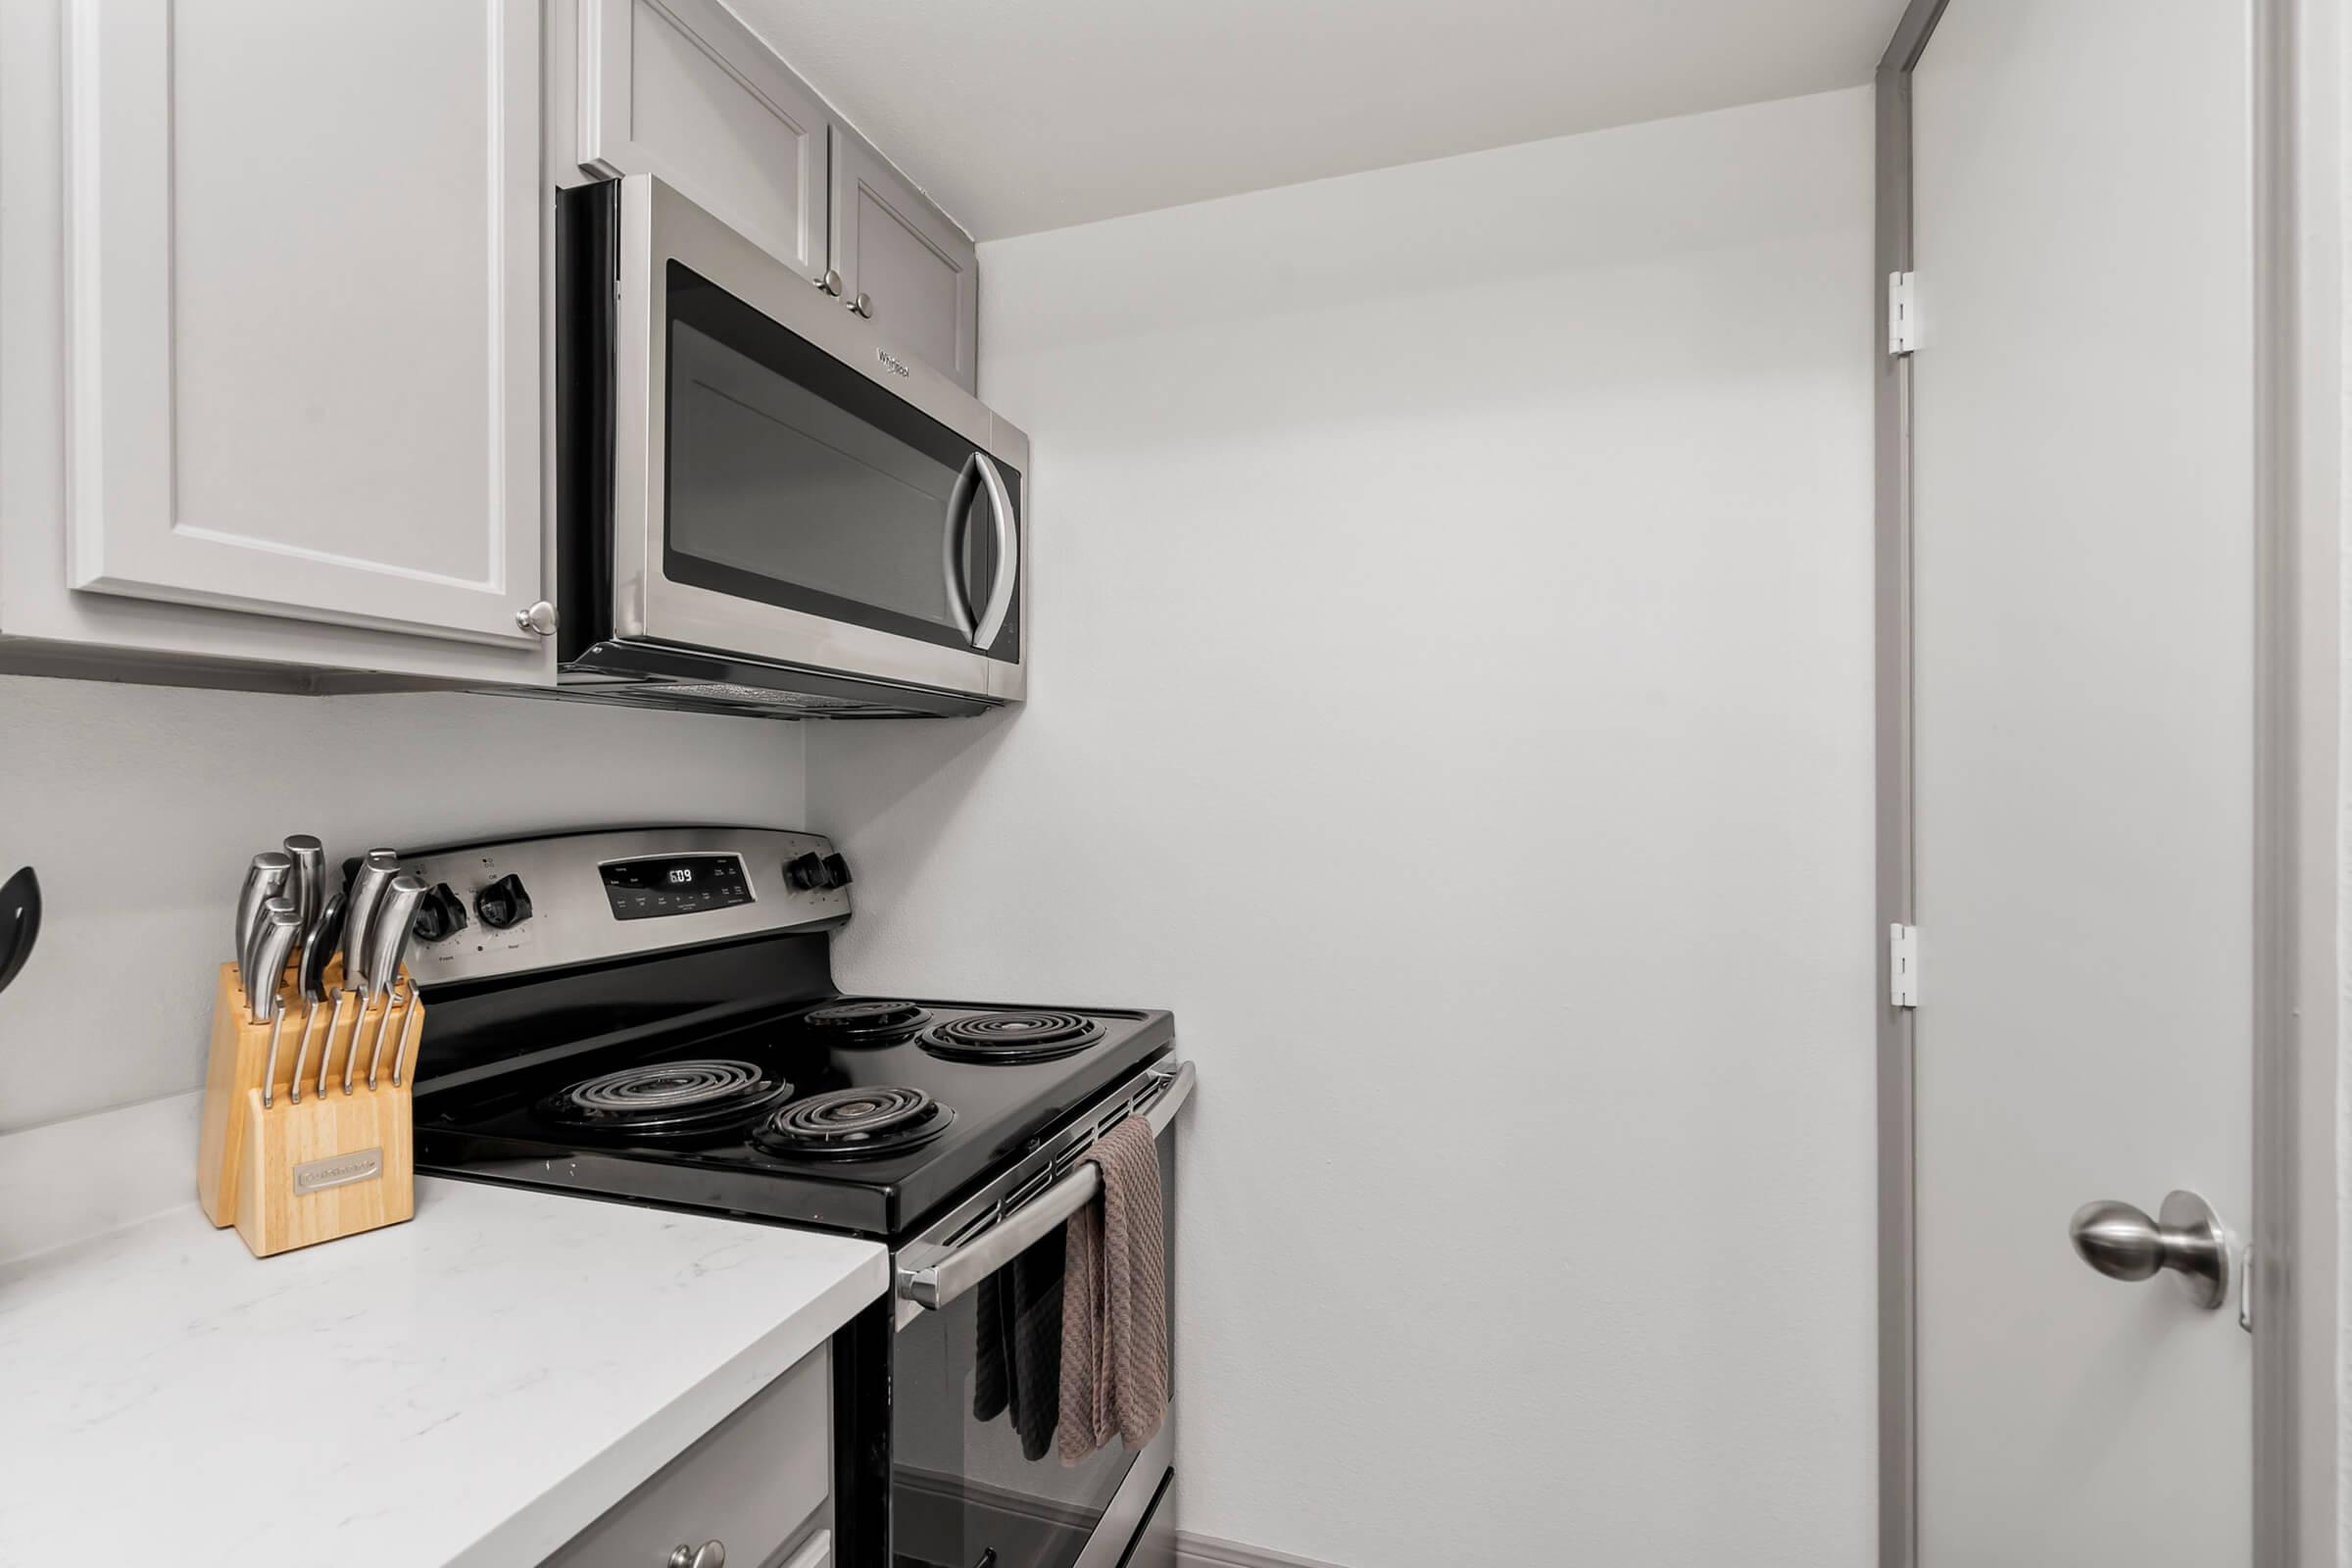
[242, 895, 298, 1002]
[353, 875, 425, 1093]
[363, 876, 427, 1001]
[300, 887, 345, 1002]
[248, 909, 299, 1026]
[233, 852, 293, 968]
[284, 835, 325, 938]
[340, 851, 402, 996]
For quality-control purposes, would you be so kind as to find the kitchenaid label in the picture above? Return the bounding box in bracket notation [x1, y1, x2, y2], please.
[877, 349, 910, 378]
[293, 1148, 383, 1195]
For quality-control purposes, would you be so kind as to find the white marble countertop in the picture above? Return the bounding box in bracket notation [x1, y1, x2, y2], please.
[0, 1166, 887, 1567]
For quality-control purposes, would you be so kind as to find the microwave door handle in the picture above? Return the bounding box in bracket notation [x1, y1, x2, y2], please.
[941, 455, 981, 640]
[971, 454, 1019, 652]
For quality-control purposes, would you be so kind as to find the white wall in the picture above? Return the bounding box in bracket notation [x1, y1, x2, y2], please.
[807, 88, 1878, 1568]
[0, 676, 806, 1131]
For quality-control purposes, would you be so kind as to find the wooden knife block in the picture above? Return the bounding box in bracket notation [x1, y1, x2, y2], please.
[196, 960, 421, 1257]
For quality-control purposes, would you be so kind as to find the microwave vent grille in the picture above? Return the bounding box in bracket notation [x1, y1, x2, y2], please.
[649, 681, 867, 710]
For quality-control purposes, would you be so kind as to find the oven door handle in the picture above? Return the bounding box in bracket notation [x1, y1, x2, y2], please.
[941, 455, 982, 640]
[900, 1059, 1194, 1311]
[969, 453, 1019, 653]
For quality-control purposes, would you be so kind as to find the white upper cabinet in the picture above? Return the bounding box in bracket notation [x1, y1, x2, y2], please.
[579, 0, 830, 286]
[30, 0, 552, 676]
[0, 0, 979, 692]
[830, 127, 979, 393]
[574, 0, 979, 392]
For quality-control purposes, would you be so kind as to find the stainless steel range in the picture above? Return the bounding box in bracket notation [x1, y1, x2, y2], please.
[396, 827, 1189, 1568]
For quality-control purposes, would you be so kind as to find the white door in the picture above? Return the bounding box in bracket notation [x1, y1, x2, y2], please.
[1910, 2, 2254, 1563]
[64, 0, 546, 655]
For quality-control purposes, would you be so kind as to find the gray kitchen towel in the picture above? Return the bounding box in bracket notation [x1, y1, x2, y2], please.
[1056, 1115, 1168, 1465]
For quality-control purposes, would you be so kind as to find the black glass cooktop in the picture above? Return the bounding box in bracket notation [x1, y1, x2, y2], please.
[412, 988, 1172, 1239]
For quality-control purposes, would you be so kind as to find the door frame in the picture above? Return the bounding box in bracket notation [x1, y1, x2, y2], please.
[1870, 2, 2342, 1564]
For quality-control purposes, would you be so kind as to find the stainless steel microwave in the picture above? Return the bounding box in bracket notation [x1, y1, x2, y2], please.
[551, 175, 1026, 718]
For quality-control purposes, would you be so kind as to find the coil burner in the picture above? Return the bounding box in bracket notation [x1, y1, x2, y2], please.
[920, 1010, 1105, 1064]
[541, 1060, 794, 1137]
[800, 998, 933, 1045]
[756, 1085, 955, 1159]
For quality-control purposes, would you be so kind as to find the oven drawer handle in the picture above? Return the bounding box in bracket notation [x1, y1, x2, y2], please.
[900, 1060, 1195, 1311]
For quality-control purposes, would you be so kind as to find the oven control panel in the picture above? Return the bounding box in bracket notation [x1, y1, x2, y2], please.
[599, 853, 754, 920]
[393, 827, 850, 987]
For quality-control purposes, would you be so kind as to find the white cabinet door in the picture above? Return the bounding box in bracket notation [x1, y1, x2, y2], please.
[542, 1345, 831, 1567]
[830, 127, 978, 393]
[63, 0, 547, 657]
[579, 0, 829, 285]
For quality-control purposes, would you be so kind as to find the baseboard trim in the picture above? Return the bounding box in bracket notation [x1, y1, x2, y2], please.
[1174, 1533, 1349, 1568]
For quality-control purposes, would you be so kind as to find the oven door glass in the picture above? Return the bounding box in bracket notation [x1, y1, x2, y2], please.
[892, 1134, 1175, 1568]
[662, 261, 1022, 663]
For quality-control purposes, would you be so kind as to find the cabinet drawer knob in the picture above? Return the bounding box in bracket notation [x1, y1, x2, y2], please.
[847, 292, 873, 318]
[665, 1543, 724, 1568]
[514, 601, 559, 636]
[813, 268, 843, 297]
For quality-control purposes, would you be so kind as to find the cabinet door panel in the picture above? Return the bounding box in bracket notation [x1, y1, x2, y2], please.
[544, 1346, 831, 1567]
[581, 0, 827, 282]
[830, 129, 977, 392]
[64, 0, 543, 651]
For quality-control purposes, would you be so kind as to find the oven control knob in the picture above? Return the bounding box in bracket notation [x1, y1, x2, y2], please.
[784, 852, 827, 892]
[820, 853, 853, 890]
[474, 873, 534, 931]
[411, 882, 470, 944]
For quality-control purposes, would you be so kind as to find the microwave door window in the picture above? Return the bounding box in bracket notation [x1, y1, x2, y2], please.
[667, 319, 979, 645]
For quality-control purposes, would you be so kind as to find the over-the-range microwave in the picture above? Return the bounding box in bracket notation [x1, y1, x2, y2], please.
[548, 174, 1025, 718]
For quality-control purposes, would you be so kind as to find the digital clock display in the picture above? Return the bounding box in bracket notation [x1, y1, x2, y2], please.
[598, 855, 752, 920]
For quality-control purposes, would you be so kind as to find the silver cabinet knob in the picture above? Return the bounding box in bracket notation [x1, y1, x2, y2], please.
[847, 292, 873, 318]
[813, 268, 843, 297]
[665, 1544, 724, 1568]
[2068, 1189, 2230, 1309]
[514, 601, 559, 636]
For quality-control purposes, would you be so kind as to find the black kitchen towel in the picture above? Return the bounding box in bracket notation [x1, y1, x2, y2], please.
[972, 1225, 1066, 1461]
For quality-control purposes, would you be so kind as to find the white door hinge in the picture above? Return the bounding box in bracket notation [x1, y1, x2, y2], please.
[1889, 923, 1920, 1008]
[1887, 270, 1918, 356]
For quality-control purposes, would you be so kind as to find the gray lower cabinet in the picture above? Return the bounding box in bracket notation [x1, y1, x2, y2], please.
[545, 1345, 833, 1568]
[829, 127, 980, 393]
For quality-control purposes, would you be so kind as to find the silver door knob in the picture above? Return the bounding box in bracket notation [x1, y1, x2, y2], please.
[665, 1544, 724, 1568]
[847, 292, 873, 318]
[813, 268, 843, 297]
[2068, 1189, 2230, 1309]
[514, 601, 559, 636]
